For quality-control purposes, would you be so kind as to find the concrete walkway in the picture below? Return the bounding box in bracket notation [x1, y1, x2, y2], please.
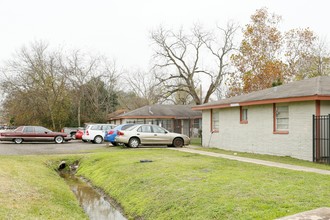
[171, 148, 330, 175]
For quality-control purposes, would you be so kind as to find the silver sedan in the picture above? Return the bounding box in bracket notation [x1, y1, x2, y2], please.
[115, 124, 190, 148]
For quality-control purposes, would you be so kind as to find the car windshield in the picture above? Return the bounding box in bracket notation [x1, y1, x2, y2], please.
[14, 126, 24, 132]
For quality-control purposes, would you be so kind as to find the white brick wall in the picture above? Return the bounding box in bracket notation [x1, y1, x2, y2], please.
[321, 100, 330, 115]
[202, 101, 318, 161]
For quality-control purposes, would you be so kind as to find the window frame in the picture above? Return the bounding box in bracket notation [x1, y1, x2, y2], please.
[211, 109, 219, 133]
[240, 106, 248, 124]
[273, 104, 289, 134]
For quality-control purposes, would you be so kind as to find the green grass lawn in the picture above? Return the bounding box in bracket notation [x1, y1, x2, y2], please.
[77, 148, 330, 220]
[190, 137, 202, 146]
[1, 147, 329, 219]
[0, 155, 88, 219]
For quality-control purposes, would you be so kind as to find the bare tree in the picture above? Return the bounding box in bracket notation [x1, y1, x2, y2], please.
[124, 69, 163, 105]
[310, 38, 330, 77]
[65, 50, 97, 126]
[65, 53, 120, 124]
[151, 22, 238, 105]
[1, 41, 70, 130]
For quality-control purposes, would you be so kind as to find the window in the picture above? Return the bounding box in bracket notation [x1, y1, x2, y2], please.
[193, 118, 201, 129]
[152, 125, 166, 134]
[240, 107, 248, 124]
[126, 119, 145, 124]
[23, 127, 35, 133]
[160, 119, 173, 132]
[274, 104, 289, 134]
[91, 125, 102, 130]
[211, 109, 219, 132]
[138, 125, 152, 133]
[35, 126, 51, 133]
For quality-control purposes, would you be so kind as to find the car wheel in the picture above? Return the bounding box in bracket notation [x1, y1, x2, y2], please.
[94, 135, 103, 144]
[55, 136, 64, 144]
[172, 138, 184, 148]
[82, 139, 87, 142]
[111, 142, 119, 146]
[128, 137, 140, 148]
[14, 138, 23, 144]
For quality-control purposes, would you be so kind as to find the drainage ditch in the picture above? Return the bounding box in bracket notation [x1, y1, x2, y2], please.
[58, 161, 127, 220]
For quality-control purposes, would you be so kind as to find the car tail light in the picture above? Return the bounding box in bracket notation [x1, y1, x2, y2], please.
[86, 130, 89, 136]
[108, 130, 114, 135]
[117, 131, 124, 136]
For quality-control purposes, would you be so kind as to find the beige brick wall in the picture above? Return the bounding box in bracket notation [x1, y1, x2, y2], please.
[202, 101, 318, 161]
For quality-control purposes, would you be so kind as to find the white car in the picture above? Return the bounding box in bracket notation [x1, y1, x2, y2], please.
[82, 124, 116, 144]
[115, 124, 190, 148]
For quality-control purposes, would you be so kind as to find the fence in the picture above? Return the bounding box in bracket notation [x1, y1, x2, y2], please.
[313, 115, 330, 164]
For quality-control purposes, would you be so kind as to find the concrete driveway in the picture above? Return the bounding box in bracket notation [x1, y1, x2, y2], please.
[0, 140, 106, 155]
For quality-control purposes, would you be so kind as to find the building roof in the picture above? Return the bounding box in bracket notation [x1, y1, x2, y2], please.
[107, 109, 128, 120]
[113, 105, 202, 119]
[193, 76, 330, 110]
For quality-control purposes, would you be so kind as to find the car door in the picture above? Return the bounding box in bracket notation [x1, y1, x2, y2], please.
[136, 125, 154, 144]
[151, 125, 171, 144]
[35, 126, 53, 141]
[22, 126, 36, 141]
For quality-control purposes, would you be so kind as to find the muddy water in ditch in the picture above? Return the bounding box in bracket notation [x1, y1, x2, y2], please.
[62, 174, 127, 220]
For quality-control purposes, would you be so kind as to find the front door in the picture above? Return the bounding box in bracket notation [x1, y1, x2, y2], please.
[174, 119, 182, 134]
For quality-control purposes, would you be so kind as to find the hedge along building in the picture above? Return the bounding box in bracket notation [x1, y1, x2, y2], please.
[192, 76, 330, 162]
[108, 105, 202, 137]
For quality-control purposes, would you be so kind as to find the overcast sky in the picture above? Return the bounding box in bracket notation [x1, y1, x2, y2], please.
[1, 0, 330, 71]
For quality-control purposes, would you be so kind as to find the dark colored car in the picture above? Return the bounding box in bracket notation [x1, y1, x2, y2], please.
[0, 126, 72, 144]
[104, 124, 135, 146]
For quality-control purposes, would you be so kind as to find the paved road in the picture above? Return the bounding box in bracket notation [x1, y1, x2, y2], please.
[0, 140, 107, 155]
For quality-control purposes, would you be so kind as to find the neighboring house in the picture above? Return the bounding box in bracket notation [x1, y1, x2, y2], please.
[108, 105, 202, 137]
[192, 76, 330, 162]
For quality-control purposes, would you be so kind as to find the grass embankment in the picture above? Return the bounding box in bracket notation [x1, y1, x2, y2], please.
[0, 155, 87, 219]
[77, 148, 330, 219]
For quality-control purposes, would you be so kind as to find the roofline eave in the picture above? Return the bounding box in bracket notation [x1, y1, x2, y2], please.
[192, 95, 330, 110]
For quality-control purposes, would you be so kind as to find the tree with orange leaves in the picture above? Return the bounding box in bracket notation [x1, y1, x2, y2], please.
[229, 8, 323, 96]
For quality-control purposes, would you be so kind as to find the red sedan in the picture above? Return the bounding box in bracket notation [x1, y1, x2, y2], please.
[75, 129, 84, 140]
[0, 126, 71, 144]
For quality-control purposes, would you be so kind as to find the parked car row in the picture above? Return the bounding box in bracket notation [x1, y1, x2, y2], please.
[0, 124, 191, 148]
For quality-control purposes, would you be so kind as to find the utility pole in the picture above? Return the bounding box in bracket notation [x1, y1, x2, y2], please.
[200, 84, 203, 104]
